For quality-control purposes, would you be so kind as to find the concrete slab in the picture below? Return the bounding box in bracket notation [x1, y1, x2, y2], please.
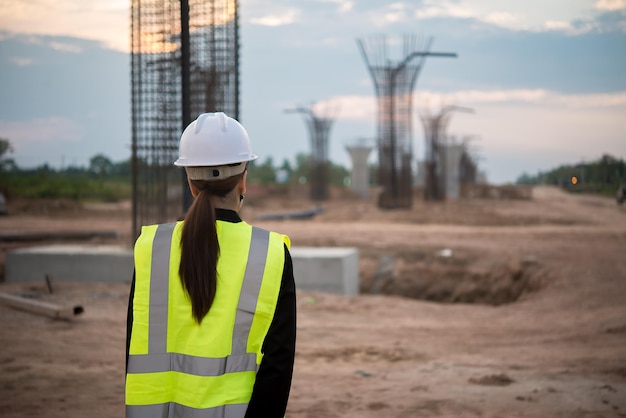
[5, 245, 361, 295]
[290, 247, 359, 295]
[5, 245, 134, 283]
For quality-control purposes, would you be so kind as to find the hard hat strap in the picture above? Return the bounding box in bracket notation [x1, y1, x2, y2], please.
[185, 163, 246, 181]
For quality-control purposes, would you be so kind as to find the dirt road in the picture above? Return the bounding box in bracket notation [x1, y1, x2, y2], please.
[1, 186, 625, 417]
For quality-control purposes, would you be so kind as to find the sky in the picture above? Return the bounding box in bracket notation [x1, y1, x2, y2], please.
[0, 0, 625, 184]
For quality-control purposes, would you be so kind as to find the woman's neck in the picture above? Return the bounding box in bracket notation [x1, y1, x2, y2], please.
[210, 192, 241, 212]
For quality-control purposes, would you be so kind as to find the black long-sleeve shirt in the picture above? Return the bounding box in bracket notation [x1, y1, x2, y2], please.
[126, 209, 296, 417]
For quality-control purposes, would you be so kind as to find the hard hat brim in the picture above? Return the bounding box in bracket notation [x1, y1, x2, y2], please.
[174, 153, 258, 167]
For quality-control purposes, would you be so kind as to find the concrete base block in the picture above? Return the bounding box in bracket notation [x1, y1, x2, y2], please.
[5, 245, 134, 283]
[5, 245, 361, 296]
[290, 247, 359, 295]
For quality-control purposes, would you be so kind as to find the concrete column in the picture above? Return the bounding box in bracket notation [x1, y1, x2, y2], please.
[443, 144, 464, 200]
[345, 145, 373, 199]
[415, 160, 426, 188]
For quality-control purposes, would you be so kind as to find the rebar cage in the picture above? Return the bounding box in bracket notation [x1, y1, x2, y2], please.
[358, 34, 456, 208]
[357, 34, 432, 209]
[131, 0, 240, 238]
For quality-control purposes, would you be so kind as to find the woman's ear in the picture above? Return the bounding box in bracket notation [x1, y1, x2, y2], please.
[239, 170, 247, 196]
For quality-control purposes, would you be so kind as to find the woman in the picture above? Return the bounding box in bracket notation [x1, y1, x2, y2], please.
[126, 112, 296, 418]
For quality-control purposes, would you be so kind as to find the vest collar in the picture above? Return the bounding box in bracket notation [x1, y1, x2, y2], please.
[216, 208, 241, 223]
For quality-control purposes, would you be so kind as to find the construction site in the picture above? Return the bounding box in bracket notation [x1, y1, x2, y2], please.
[1, 0, 625, 417]
[1, 185, 626, 417]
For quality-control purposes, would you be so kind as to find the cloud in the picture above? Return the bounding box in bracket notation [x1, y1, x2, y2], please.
[48, 41, 83, 53]
[456, 104, 625, 165]
[249, 10, 299, 27]
[414, 1, 473, 19]
[314, 95, 376, 120]
[418, 90, 626, 109]
[320, 0, 354, 13]
[414, 1, 519, 28]
[594, 0, 626, 11]
[2, 33, 88, 55]
[315, 90, 626, 123]
[412, 1, 569, 33]
[0, 117, 85, 149]
[483, 12, 519, 27]
[543, 20, 573, 31]
[9, 57, 34, 66]
[0, 0, 128, 51]
[384, 3, 410, 23]
[591, 8, 626, 33]
[412, 0, 621, 35]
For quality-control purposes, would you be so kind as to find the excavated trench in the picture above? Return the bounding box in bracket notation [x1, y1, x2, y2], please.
[362, 248, 547, 305]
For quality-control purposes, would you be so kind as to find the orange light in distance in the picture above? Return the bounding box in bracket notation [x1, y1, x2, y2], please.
[571, 176, 578, 185]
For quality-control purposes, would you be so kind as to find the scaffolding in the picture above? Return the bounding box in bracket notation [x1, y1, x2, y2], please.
[131, 0, 240, 238]
[285, 103, 337, 201]
[357, 34, 456, 208]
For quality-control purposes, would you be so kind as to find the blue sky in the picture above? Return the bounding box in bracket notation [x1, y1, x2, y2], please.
[0, 0, 625, 183]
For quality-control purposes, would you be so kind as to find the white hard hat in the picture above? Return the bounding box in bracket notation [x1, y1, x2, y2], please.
[174, 112, 258, 177]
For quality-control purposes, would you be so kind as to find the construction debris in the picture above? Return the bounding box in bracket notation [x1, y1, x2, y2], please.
[0, 292, 84, 320]
[0, 230, 118, 242]
[256, 206, 324, 221]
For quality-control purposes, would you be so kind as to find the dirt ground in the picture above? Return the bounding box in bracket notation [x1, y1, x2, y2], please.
[0, 185, 625, 418]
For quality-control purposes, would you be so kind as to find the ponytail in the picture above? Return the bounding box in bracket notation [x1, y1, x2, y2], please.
[179, 173, 244, 324]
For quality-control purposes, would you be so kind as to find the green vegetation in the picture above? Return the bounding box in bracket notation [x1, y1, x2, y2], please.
[246, 153, 351, 187]
[0, 138, 355, 202]
[517, 154, 626, 196]
[0, 138, 132, 202]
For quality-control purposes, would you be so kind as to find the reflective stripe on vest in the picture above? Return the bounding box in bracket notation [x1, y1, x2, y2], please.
[127, 223, 275, 417]
[126, 402, 248, 418]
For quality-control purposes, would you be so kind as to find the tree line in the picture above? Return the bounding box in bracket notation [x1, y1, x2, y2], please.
[0, 137, 132, 201]
[4, 136, 623, 201]
[516, 154, 626, 195]
[0, 138, 352, 202]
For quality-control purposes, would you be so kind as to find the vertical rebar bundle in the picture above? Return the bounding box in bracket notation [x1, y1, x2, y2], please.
[357, 34, 456, 208]
[459, 136, 479, 187]
[131, 0, 240, 238]
[419, 105, 473, 200]
[286, 104, 337, 201]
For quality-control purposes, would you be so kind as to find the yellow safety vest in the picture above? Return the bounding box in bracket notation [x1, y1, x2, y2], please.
[126, 220, 289, 418]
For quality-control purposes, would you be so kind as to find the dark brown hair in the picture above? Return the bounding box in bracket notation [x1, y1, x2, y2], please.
[179, 172, 244, 323]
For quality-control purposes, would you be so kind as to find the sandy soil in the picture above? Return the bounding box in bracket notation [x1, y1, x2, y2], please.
[0, 185, 625, 418]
